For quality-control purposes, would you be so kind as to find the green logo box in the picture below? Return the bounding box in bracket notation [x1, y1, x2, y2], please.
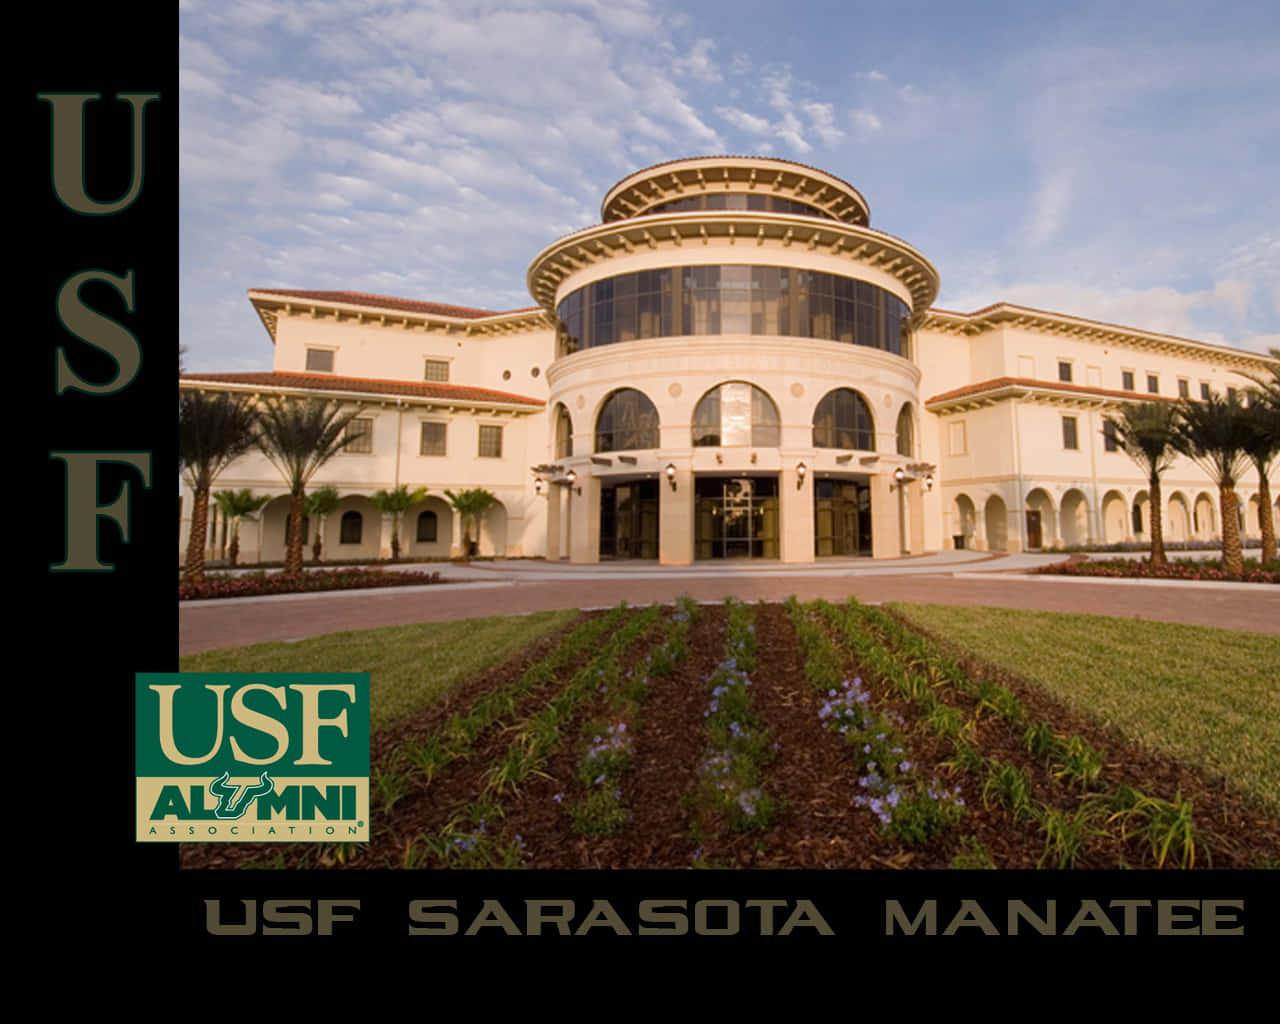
[136, 673, 370, 843]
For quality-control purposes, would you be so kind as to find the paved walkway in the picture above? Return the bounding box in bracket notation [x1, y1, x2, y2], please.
[179, 551, 1280, 653]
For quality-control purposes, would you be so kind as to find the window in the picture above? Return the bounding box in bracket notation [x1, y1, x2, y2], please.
[425, 360, 449, 382]
[813, 388, 875, 451]
[1058, 361, 1073, 382]
[1147, 374, 1159, 394]
[479, 424, 503, 458]
[692, 382, 780, 447]
[420, 421, 446, 456]
[306, 348, 334, 373]
[339, 511, 362, 544]
[1062, 416, 1078, 450]
[896, 405, 914, 457]
[555, 405, 573, 459]
[1227, 387, 1239, 404]
[416, 510, 438, 543]
[1122, 370, 1135, 391]
[596, 389, 660, 452]
[1133, 503, 1143, 534]
[1178, 379, 1189, 399]
[344, 417, 373, 454]
[1103, 419, 1119, 452]
[1200, 382, 1211, 400]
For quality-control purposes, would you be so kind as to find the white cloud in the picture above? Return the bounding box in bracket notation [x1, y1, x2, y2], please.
[716, 106, 771, 135]
[1025, 171, 1073, 247]
[850, 109, 882, 134]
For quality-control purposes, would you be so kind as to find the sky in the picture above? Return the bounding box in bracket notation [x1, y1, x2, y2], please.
[179, 0, 1280, 373]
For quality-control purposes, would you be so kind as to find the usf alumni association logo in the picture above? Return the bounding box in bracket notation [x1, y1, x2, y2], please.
[136, 673, 369, 842]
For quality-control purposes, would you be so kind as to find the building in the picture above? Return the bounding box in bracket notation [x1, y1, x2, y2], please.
[180, 155, 1279, 566]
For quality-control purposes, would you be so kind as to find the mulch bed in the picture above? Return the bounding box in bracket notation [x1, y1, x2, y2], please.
[177, 602, 1280, 872]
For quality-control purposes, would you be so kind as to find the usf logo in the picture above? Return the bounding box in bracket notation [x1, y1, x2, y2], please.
[136, 673, 369, 843]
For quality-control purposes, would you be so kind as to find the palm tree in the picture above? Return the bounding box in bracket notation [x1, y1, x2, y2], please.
[179, 390, 258, 583]
[371, 485, 429, 560]
[445, 488, 498, 558]
[255, 398, 362, 575]
[1241, 401, 1280, 564]
[1104, 401, 1179, 566]
[1173, 393, 1254, 575]
[306, 485, 341, 562]
[213, 488, 270, 566]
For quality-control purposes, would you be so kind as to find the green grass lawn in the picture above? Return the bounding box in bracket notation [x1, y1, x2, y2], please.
[179, 609, 578, 732]
[888, 603, 1280, 816]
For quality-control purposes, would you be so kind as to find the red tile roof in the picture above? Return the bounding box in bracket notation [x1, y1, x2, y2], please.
[249, 288, 540, 320]
[925, 376, 1176, 406]
[180, 371, 544, 407]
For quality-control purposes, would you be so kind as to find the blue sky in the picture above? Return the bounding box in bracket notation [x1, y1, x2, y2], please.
[180, 0, 1279, 372]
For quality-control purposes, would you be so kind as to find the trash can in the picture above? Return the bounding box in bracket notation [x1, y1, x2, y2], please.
[953, 534, 965, 550]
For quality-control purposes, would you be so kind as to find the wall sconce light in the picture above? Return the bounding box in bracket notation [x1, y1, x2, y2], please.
[534, 477, 543, 496]
[925, 474, 934, 492]
[892, 466, 906, 491]
[566, 469, 581, 495]
[796, 461, 807, 489]
[665, 463, 678, 491]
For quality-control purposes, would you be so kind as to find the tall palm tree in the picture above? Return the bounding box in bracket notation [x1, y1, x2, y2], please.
[213, 488, 270, 566]
[1173, 394, 1254, 575]
[1104, 401, 1179, 566]
[445, 488, 498, 558]
[371, 485, 429, 560]
[1241, 401, 1280, 564]
[306, 485, 341, 562]
[255, 398, 362, 575]
[179, 390, 258, 583]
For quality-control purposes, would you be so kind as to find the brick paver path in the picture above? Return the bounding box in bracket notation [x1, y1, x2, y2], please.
[180, 569, 1280, 654]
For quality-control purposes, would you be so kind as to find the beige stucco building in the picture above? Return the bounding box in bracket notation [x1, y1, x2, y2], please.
[180, 156, 1280, 566]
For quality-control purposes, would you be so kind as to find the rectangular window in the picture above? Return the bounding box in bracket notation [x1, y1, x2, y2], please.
[1227, 387, 1238, 403]
[1122, 370, 1135, 391]
[343, 417, 373, 454]
[425, 360, 449, 382]
[478, 424, 503, 458]
[948, 420, 967, 456]
[1062, 416, 1078, 450]
[1147, 374, 1159, 394]
[1200, 382, 1211, 400]
[420, 421, 446, 456]
[1103, 419, 1118, 452]
[306, 348, 334, 373]
[1178, 379, 1189, 399]
[1058, 360, 1073, 382]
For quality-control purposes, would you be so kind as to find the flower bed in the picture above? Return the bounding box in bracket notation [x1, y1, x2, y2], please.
[179, 567, 445, 600]
[1037, 558, 1279, 584]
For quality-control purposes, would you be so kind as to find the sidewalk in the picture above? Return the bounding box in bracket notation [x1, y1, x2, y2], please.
[179, 551, 1280, 653]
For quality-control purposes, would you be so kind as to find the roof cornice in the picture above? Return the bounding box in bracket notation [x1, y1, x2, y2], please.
[921, 303, 1279, 369]
[179, 371, 545, 413]
[527, 213, 940, 319]
[924, 376, 1188, 414]
[247, 289, 553, 344]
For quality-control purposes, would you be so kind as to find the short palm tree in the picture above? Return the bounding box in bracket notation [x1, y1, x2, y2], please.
[255, 398, 362, 575]
[1173, 394, 1255, 575]
[445, 488, 498, 558]
[305, 485, 341, 562]
[1104, 401, 1179, 566]
[179, 390, 258, 583]
[371, 485, 429, 560]
[1241, 401, 1279, 564]
[213, 488, 270, 566]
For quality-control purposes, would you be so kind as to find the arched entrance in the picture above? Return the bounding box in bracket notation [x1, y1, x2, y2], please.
[984, 495, 1008, 551]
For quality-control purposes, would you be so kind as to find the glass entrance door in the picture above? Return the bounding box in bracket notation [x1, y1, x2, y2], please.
[814, 478, 871, 556]
[600, 479, 659, 558]
[694, 476, 779, 558]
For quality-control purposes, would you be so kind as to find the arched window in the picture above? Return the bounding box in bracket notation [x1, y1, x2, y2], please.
[339, 510, 362, 544]
[813, 388, 875, 451]
[1133, 502, 1144, 534]
[596, 388, 660, 452]
[555, 405, 573, 459]
[896, 404, 914, 457]
[417, 510, 438, 543]
[692, 382, 780, 447]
